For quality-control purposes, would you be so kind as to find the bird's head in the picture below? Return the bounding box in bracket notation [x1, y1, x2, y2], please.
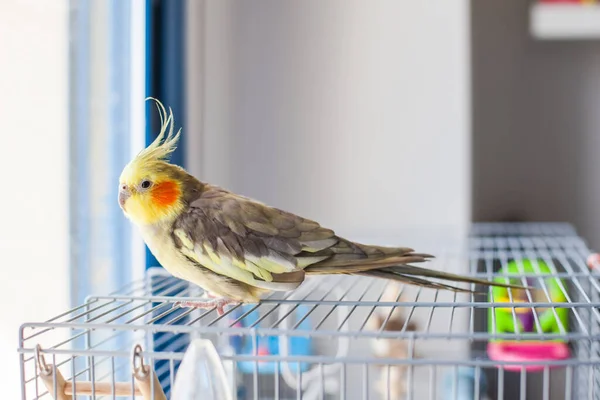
[118, 99, 186, 225]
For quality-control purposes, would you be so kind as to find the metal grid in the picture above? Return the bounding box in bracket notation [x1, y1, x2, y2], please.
[19, 223, 600, 400]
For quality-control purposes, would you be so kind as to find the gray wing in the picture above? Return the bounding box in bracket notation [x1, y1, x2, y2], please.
[170, 186, 342, 290]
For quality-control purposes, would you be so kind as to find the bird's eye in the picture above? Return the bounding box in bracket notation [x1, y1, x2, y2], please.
[140, 180, 152, 189]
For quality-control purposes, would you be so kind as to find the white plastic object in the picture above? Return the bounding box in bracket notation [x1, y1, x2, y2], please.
[171, 339, 233, 400]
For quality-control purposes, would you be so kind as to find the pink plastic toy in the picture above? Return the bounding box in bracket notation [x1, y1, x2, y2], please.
[487, 341, 570, 372]
[487, 259, 570, 371]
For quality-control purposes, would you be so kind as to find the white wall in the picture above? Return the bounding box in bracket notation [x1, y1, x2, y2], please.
[187, 0, 471, 245]
[0, 1, 69, 397]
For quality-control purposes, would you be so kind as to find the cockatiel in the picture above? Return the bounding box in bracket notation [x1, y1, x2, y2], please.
[119, 99, 525, 315]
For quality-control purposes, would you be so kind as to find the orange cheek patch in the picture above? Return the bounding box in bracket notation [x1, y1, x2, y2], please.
[151, 181, 181, 207]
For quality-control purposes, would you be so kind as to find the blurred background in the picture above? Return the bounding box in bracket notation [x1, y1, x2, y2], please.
[3, 0, 600, 397]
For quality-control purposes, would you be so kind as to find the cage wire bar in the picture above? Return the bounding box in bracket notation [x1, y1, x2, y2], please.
[19, 223, 600, 400]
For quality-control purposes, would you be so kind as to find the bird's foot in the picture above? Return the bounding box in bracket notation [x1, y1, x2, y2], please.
[174, 298, 238, 316]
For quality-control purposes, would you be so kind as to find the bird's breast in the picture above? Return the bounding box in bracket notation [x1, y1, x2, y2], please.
[136, 224, 252, 300]
[138, 225, 189, 277]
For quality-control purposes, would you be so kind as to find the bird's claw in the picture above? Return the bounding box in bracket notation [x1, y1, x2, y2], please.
[173, 298, 237, 316]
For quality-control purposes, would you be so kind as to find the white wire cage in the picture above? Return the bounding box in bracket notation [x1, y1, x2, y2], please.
[19, 223, 600, 400]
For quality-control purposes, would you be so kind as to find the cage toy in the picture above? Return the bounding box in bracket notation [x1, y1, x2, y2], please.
[487, 258, 570, 371]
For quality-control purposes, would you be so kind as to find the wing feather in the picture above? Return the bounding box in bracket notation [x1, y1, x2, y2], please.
[171, 186, 337, 289]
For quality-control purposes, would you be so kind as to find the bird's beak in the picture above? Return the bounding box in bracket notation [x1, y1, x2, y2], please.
[118, 187, 131, 210]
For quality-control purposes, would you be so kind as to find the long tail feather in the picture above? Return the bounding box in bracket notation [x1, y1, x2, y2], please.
[381, 265, 528, 290]
[357, 270, 476, 293]
[305, 254, 432, 274]
[304, 246, 531, 291]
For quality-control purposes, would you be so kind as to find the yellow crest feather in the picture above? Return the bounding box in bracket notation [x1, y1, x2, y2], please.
[135, 97, 181, 164]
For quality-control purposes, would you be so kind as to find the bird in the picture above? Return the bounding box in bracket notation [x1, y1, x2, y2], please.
[118, 99, 525, 316]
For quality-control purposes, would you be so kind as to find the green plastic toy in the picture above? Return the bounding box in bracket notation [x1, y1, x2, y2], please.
[487, 259, 570, 371]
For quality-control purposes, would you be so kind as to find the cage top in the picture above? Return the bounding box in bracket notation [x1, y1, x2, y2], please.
[17, 222, 600, 400]
[19, 223, 600, 350]
[20, 224, 600, 400]
[470, 222, 578, 237]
